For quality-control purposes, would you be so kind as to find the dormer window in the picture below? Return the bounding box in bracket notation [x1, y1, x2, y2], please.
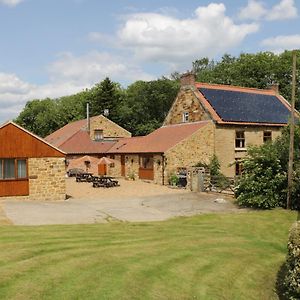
[94, 129, 103, 141]
[182, 112, 189, 123]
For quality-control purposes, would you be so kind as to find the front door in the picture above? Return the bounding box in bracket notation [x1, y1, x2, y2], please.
[121, 155, 125, 177]
[139, 155, 154, 180]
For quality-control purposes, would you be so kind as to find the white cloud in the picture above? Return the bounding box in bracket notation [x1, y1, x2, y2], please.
[267, 0, 297, 20]
[48, 51, 153, 84]
[239, 0, 267, 20]
[261, 34, 300, 52]
[0, 51, 154, 123]
[115, 3, 258, 69]
[239, 0, 298, 21]
[0, 0, 23, 7]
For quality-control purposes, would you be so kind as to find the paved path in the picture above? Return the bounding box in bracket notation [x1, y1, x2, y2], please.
[3, 192, 242, 225]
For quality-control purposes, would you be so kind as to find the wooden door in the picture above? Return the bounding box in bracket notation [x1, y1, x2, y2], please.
[121, 155, 125, 177]
[98, 164, 107, 176]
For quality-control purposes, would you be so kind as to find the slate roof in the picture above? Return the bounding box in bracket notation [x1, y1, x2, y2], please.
[107, 121, 210, 154]
[195, 83, 293, 125]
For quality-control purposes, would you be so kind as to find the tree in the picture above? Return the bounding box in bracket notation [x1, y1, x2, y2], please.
[118, 78, 180, 135]
[15, 99, 60, 137]
[89, 77, 124, 122]
[235, 125, 300, 209]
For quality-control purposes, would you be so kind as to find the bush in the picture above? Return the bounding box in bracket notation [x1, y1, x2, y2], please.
[235, 124, 300, 210]
[235, 143, 287, 209]
[283, 222, 300, 299]
[169, 174, 179, 186]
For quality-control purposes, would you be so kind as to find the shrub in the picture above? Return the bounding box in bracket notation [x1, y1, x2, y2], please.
[235, 124, 300, 210]
[283, 221, 300, 299]
[209, 154, 221, 176]
[169, 174, 179, 186]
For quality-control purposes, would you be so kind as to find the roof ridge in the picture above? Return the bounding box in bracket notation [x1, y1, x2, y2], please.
[195, 82, 275, 94]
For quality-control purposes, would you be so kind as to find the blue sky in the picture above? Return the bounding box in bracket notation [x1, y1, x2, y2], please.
[0, 0, 299, 123]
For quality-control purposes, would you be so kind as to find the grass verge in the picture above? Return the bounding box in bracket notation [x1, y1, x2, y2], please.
[0, 209, 297, 299]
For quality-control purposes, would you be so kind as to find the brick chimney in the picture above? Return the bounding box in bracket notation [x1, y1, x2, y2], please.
[269, 83, 279, 94]
[180, 71, 196, 87]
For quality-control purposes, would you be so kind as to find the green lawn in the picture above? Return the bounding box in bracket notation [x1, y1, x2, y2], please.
[0, 210, 297, 300]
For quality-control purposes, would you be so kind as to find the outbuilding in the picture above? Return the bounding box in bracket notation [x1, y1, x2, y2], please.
[0, 121, 66, 200]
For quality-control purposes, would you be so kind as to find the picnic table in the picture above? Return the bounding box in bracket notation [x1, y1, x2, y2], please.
[76, 172, 94, 183]
[92, 176, 120, 188]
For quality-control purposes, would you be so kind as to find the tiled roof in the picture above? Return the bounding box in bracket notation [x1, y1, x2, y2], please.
[59, 130, 116, 154]
[195, 83, 293, 125]
[45, 117, 97, 147]
[107, 121, 210, 154]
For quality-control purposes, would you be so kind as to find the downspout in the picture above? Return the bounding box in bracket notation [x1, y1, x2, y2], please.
[162, 154, 165, 185]
[86, 102, 90, 134]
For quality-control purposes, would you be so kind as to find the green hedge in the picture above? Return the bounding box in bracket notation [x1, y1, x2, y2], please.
[284, 221, 300, 299]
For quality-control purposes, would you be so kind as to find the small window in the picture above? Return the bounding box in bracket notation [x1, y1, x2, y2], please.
[235, 131, 245, 148]
[94, 129, 103, 141]
[17, 159, 27, 178]
[235, 159, 243, 176]
[0, 160, 2, 179]
[4, 159, 15, 179]
[182, 112, 189, 123]
[263, 131, 272, 143]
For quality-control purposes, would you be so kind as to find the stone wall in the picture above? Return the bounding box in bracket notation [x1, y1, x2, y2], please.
[215, 125, 282, 177]
[164, 122, 214, 183]
[163, 88, 210, 125]
[153, 154, 164, 185]
[28, 157, 66, 200]
[107, 154, 122, 177]
[89, 115, 131, 140]
[124, 155, 139, 179]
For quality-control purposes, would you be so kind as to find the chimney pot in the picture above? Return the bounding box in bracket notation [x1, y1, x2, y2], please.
[269, 83, 279, 94]
[180, 71, 196, 87]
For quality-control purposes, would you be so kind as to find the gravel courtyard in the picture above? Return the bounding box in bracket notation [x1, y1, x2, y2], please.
[1, 178, 242, 225]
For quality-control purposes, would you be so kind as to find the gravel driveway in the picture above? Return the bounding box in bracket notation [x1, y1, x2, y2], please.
[2, 179, 242, 225]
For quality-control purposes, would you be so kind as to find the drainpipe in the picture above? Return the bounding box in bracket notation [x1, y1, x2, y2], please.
[86, 102, 90, 134]
[162, 154, 165, 185]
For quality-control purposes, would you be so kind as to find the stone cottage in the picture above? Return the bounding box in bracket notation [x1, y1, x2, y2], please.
[0, 121, 66, 200]
[106, 73, 296, 182]
[163, 73, 296, 177]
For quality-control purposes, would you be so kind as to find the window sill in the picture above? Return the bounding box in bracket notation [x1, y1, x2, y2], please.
[235, 148, 247, 152]
[0, 178, 28, 182]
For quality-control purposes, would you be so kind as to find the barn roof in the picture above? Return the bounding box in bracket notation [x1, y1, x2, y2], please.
[45, 117, 96, 147]
[107, 121, 210, 154]
[58, 130, 116, 155]
[195, 83, 294, 126]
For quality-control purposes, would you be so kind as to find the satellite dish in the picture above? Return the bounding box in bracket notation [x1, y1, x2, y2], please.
[103, 109, 109, 116]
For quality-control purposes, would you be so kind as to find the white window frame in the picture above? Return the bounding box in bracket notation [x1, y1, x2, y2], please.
[182, 112, 189, 123]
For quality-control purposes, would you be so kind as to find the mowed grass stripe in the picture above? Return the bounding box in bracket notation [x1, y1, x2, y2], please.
[0, 209, 296, 300]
